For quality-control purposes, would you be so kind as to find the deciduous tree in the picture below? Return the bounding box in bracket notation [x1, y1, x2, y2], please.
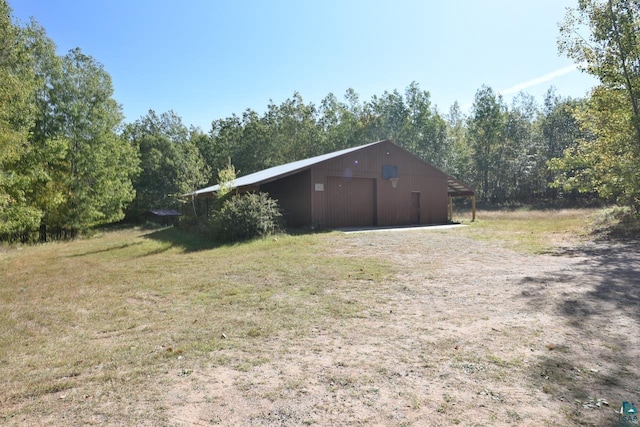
[124, 110, 207, 219]
[44, 48, 138, 230]
[0, 3, 44, 237]
[467, 86, 507, 202]
[556, 0, 640, 210]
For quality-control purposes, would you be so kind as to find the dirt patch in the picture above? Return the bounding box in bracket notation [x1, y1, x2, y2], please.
[166, 230, 640, 426]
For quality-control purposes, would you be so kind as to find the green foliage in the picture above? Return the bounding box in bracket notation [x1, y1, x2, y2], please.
[555, 0, 640, 211]
[124, 110, 208, 220]
[463, 86, 586, 204]
[539, 89, 585, 199]
[41, 48, 138, 230]
[187, 82, 594, 209]
[0, 2, 35, 157]
[5, 0, 617, 243]
[0, 5, 140, 240]
[503, 93, 543, 201]
[0, 1, 41, 237]
[549, 87, 640, 209]
[445, 102, 473, 184]
[198, 83, 462, 181]
[212, 192, 283, 242]
[318, 90, 363, 153]
[368, 82, 454, 169]
[541, 88, 584, 160]
[467, 86, 508, 202]
[216, 158, 237, 200]
[560, 0, 640, 144]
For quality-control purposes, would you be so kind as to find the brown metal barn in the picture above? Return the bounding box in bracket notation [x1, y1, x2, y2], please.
[187, 140, 475, 228]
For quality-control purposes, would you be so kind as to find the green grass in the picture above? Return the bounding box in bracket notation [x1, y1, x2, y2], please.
[0, 226, 392, 425]
[457, 208, 598, 253]
[0, 208, 618, 424]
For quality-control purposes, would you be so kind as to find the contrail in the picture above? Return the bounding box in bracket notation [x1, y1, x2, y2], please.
[460, 63, 584, 112]
[500, 64, 580, 95]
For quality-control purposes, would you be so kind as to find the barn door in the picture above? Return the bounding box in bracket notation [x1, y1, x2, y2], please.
[327, 177, 375, 227]
[411, 191, 420, 224]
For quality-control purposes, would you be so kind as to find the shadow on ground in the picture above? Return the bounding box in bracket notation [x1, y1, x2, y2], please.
[518, 239, 640, 424]
[142, 226, 220, 253]
[542, 241, 640, 322]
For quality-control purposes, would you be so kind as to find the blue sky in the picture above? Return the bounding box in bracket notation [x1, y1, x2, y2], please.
[11, 0, 599, 130]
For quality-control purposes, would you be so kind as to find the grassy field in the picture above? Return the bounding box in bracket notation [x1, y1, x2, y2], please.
[1, 225, 394, 425]
[459, 208, 597, 253]
[1, 208, 637, 425]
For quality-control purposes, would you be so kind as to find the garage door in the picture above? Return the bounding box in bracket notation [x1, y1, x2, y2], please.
[326, 177, 375, 227]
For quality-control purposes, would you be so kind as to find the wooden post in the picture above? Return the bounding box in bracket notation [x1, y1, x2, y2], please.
[471, 194, 476, 222]
[448, 195, 453, 222]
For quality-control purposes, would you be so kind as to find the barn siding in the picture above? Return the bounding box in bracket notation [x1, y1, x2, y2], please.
[261, 170, 311, 226]
[309, 140, 449, 227]
[325, 177, 376, 227]
[190, 140, 456, 229]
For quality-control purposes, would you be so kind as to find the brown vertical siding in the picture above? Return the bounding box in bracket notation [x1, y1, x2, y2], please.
[410, 192, 420, 224]
[260, 170, 311, 226]
[191, 140, 465, 229]
[326, 177, 375, 227]
[310, 140, 449, 227]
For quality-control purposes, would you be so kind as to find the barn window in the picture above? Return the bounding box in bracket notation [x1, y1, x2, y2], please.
[382, 164, 398, 179]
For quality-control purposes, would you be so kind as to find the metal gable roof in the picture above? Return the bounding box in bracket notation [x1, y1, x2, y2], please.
[185, 139, 475, 197]
[185, 140, 382, 196]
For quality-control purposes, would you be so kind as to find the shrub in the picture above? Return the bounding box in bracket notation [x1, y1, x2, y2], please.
[212, 192, 283, 242]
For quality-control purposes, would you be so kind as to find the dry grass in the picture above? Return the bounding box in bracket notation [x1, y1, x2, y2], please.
[457, 208, 599, 253]
[1, 209, 638, 426]
[0, 227, 391, 425]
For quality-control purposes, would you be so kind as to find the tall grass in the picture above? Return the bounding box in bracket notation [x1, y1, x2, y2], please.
[459, 208, 599, 253]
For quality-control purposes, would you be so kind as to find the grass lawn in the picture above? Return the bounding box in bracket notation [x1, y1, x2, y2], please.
[1, 208, 637, 426]
[1, 226, 392, 425]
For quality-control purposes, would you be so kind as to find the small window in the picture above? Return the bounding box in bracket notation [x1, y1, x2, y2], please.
[382, 164, 398, 179]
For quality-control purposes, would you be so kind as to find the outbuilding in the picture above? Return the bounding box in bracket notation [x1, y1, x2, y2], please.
[145, 209, 181, 226]
[187, 140, 475, 228]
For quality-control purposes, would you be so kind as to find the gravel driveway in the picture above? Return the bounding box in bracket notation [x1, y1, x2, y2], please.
[169, 228, 640, 426]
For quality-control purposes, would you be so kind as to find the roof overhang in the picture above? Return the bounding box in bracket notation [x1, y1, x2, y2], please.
[147, 209, 181, 216]
[447, 176, 475, 197]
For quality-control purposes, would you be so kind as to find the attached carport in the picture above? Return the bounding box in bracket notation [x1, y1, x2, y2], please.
[447, 177, 476, 221]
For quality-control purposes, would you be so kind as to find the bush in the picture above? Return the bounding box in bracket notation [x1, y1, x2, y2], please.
[212, 192, 283, 242]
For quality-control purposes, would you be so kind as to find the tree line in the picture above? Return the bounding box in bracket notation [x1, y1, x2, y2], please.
[187, 84, 584, 205]
[121, 82, 586, 223]
[1, 2, 137, 241]
[2, 0, 639, 242]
